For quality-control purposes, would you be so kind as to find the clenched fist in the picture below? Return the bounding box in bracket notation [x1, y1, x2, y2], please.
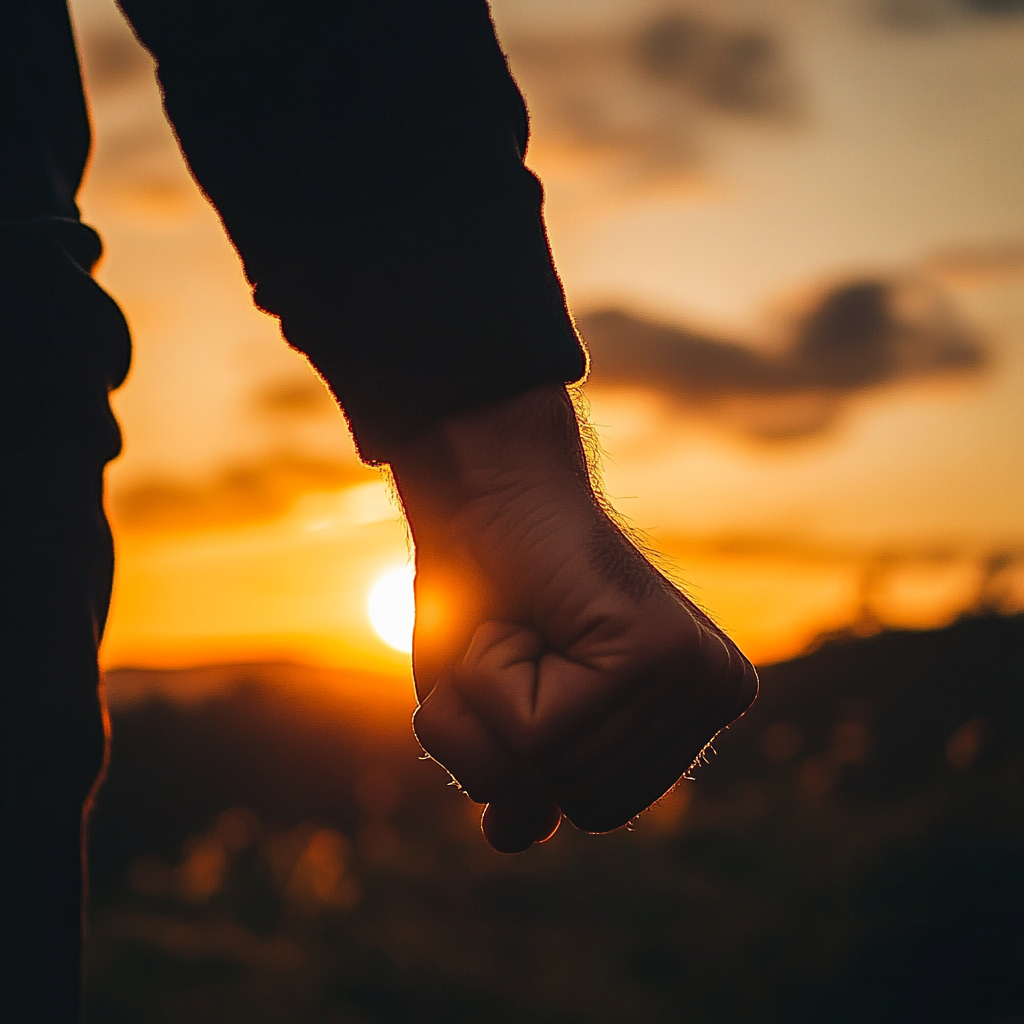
[389, 386, 757, 853]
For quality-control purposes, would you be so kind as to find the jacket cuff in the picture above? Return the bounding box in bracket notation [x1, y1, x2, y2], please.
[255, 163, 586, 463]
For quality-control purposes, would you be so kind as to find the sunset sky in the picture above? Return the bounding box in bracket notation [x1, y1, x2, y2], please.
[68, 0, 1023, 682]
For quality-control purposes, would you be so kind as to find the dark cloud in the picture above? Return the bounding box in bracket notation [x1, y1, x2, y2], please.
[503, 7, 800, 177]
[927, 242, 1024, 284]
[111, 452, 375, 532]
[636, 13, 796, 119]
[253, 377, 340, 420]
[578, 278, 984, 439]
[78, 26, 153, 95]
[962, 0, 1024, 11]
[876, 0, 1024, 29]
[958, 0, 1024, 12]
[75, 21, 202, 219]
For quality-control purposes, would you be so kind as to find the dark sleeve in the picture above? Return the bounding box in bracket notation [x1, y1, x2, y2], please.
[117, 0, 587, 462]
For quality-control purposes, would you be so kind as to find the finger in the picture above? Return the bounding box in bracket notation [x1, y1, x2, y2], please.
[412, 671, 519, 804]
[415, 670, 563, 852]
[559, 710, 721, 834]
[555, 643, 758, 833]
[541, 626, 748, 788]
[455, 620, 611, 759]
[555, 702, 704, 833]
[481, 789, 562, 854]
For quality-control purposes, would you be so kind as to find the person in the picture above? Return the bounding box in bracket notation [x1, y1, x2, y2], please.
[0, 1, 757, 1018]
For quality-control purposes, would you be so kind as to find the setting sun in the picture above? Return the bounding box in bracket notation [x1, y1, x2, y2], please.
[368, 565, 416, 654]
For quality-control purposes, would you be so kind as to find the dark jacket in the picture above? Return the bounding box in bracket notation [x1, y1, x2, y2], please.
[96, 1, 583, 459]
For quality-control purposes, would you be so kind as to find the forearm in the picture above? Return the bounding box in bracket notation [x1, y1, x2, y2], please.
[118, 0, 586, 460]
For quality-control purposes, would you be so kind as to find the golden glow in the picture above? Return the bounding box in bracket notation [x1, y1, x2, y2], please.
[71, 0, 1022, 687]
[368, 566, 416, 654]
[99, 495, 415, 675]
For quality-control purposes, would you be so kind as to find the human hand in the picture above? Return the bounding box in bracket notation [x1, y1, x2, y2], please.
[389, 386, 757, 853]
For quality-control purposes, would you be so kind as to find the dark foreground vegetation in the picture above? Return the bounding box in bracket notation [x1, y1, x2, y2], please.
[86, 615, 1024, 1024]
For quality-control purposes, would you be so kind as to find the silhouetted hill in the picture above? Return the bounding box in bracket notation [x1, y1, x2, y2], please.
[85, 615, 1024, 1024]
[705, 611, 1024, 797]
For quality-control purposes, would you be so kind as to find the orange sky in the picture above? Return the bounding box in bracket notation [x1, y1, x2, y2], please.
[69, 0, 1024, 679]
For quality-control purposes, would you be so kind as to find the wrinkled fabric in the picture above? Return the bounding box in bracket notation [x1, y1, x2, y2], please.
[121, 0, 586, 460]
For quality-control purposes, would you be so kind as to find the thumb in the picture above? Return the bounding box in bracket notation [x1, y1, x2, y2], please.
[482, 788, 562, 854]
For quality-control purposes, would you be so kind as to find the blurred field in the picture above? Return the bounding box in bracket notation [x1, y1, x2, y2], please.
[86, 614, 1024, 1024]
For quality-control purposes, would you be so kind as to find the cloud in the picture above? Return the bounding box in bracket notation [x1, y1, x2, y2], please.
[962, 0, 1024, 11]
[77, 24, 154, 97]
[635, 12, 796, 119]
[109, 366, 365, 533]
[504, 6, 800, 179]
[876, 0, 1024, 28]
[252, 377, 341, 421]
[578, 276, 984, 439]
[925, 242, 1024, 286]
[111, 452, 377, 532]
[76, 18, 201, 221]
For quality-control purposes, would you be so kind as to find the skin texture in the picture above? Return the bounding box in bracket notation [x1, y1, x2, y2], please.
[390, 385, 758, 853]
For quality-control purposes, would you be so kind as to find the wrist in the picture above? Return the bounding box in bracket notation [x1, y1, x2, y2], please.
[388, 385, 592, 522]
